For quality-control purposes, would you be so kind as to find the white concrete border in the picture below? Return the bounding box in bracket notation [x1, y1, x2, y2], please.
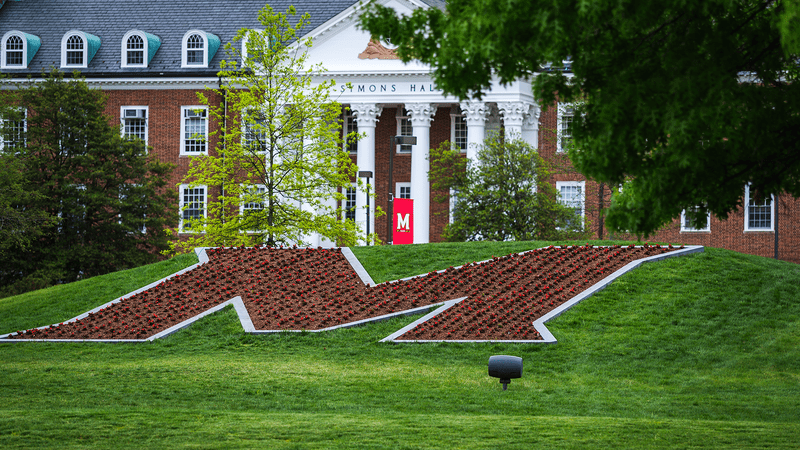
[0, 245, 703, 344]
[384, 245, 704, 344]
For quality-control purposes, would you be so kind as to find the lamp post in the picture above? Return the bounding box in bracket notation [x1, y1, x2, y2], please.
[358, 171, 373, 245]
[387, 135, 417, 245]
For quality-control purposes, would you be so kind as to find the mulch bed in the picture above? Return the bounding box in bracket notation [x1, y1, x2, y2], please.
[8, 244, 678, 341]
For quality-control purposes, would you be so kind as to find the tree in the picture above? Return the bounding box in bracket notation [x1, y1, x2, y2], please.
[177, 5, 363, 251]
[429, 134, 589, 241]
[0, 70, 177, 294]
[360, 0, 800, 236]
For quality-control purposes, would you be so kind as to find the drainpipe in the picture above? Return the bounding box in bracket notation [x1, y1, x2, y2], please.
[219, 76, 227, 225]
[774, 194, 779, 260]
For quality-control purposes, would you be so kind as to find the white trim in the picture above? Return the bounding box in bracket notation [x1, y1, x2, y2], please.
[680, 207, 711, 232]
[556, 180, 585, 228]
[180, 105, 208, 156]
[120, 106, 149, 146]
[61, 30, 88, 68]
[1, 31, 27, 69]
[0, 107, 26, 152]
[744, 184, 774, 232]
[182, 30, 208, 68]
[450, 110, 467, 153]
[344, 183, 357, 222]
[395, 182, 411, 199]
[556, 102, 574, 153]
[120, 30, 148, 68]
[179, 184, 207, 233]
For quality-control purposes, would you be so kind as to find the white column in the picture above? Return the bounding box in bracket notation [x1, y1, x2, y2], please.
[460, 101, 489, 166]
[407, 102, 437, 244]
[351, 103, 382, 244]
[521, 103, 541, 148]
[498, 101, 532, 141]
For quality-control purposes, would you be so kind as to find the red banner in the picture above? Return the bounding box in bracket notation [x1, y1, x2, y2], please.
[393, 198, 414, 245]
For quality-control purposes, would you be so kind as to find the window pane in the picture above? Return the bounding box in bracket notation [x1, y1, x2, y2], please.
[453, 115, 467, 151]
[748, 195, 771, 229]
[66, 35, 84, 65]
[5, 35, 23, 66]
[182, 187, 205, 230]
[398, 111, 412, 152]
[127, 35, 144, 65]
[345, 187, 356, 221]
[184, 109, 207, 153]
[186, 34, 204, 65]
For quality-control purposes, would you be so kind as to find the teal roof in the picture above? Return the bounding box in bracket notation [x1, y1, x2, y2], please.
[84, 31, 101, 64]
[23, 32, 41, 65]
[205, 31, 220, 65]
[144, 31, 161, 65]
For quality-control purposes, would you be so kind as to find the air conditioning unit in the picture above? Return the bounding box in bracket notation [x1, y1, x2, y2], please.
[124, 109, 146, 119]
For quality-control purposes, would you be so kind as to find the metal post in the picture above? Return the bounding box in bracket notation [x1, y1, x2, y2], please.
[359, 171, 373, 245]
[387, 136, 395, 245]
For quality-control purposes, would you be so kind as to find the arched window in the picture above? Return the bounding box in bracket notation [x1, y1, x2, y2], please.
[186, 33, 204, 65]
[4, 35, 23, 67]
[126, 34, 144, 66]
[65, 34, 84, 66]
[181, 30, 219, 68]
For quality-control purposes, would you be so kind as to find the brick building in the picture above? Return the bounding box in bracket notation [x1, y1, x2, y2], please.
[2, 0, 798, 262]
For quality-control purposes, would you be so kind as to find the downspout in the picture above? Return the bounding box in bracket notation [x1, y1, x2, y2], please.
[774, 194, 779, 260]
[219, 76, 227, 226]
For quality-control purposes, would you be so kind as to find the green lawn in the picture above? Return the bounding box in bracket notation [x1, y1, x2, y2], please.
[2, 242, 799, 449]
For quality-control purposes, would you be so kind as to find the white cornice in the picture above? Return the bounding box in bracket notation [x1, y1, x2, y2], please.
[1, 77, 220, 90]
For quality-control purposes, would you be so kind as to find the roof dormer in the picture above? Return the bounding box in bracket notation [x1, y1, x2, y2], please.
[60, 30, 101, 69]
[121, 30, 161, 68]
[1, 30, 41, 69]
[181, 30, 220, 68]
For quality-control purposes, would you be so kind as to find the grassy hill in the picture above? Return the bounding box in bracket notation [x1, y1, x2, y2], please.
[1, 241, 799, 448]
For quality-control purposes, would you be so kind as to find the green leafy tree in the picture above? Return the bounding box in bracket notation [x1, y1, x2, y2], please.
[429, 134, 589, 241]
[361, 0, 800, 236]
[178, 5, 363, 251]
[0, 70, 177, 294]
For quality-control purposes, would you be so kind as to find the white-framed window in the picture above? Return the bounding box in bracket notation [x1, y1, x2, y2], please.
[344, 184, 357, 221]
[343, 111, 358, 154]
[396, 182, 411, 199]
[181, 106, 208, 155]
[121, 30, 146, 68]
[180, 184, 206, 232]
[1, 108, 26, 153]
[2, 31, 26, 69]
[120, 106, 148, 146]
[557, 181, 585, 229]
[681, 206, 711, 232]
[242, 110, 267, 153]
[744, 184, 774, 231]
[240, 184, 266, 231]
[182, 30, 207, 68]
[396, 108, 412, 153]
[451, 109, 468, 152]
[557, 103, 574, 152]
[61, 31, 92, 68]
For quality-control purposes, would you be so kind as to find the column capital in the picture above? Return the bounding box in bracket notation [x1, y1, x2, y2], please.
[523, 103, 541, 128]
[497, 101, 534, 128]
[460, 100, 490, 126]
[351, 103, 383, 127]
[407, 102, 438, 127]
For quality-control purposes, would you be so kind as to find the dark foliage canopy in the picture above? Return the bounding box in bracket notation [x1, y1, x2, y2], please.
[361, 0, 800, 235]
[0, 71, 177, 295]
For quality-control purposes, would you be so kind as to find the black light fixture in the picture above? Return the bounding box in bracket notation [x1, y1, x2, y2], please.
[488, 355, 523, 391]
[387, 135, 417, 245]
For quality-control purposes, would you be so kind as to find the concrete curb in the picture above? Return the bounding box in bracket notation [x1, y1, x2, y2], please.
[0, 245, 703, 344]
